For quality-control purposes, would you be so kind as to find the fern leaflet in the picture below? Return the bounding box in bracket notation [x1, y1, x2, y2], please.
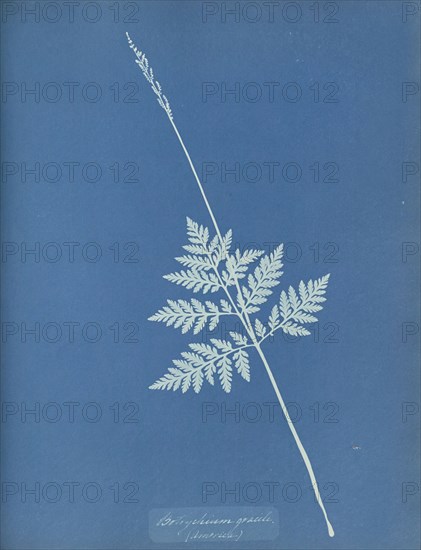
[149, 337, 251, 393]
[241, 245, 284, 313]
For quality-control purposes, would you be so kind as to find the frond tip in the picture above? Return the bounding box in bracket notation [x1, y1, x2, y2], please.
[126, 32, 173, 121]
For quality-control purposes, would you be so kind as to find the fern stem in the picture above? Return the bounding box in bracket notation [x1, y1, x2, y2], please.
[254, 342, 335, 537]
[169, 117, 223, 245]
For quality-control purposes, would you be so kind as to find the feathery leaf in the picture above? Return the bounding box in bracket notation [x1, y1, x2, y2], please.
[148, 298, 231, 334]
[163, 269, 221, 294]
[241, 245, 284, 313]
[254, 318, 267, 338]
[273, 275, 330, 338]
[233, 349, 250, 382]
[222, 248, 264, 286]
[149, 337, 250, 393]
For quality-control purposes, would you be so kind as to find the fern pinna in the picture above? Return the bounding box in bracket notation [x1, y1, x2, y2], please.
[126, 32, 335, 538]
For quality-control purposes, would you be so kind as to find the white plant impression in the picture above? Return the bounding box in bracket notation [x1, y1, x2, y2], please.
[126, 32, 335, 538]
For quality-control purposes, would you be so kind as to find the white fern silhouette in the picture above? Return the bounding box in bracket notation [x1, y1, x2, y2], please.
[126, 32, 335, 538]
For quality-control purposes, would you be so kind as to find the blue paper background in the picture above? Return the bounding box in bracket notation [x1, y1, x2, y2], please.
[1, 1, 420, 548]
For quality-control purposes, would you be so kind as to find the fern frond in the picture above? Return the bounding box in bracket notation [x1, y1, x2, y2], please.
[212, 229, 232, 263]
[148, 298, 232, 334]
[149, 339, 251, 394]
[182, 243, 209, 255]
[149, 361, 194, 392]
[281, 322, 313, 337]
[163, 269, 221, 293]
[217, 355, 233, 392]
[186, 217, 209, 248]
[181, 219, 232, 270]
[241, 245, 284, 313]
[254, 318, 267, 338]
[220, 300, 232, 313]
[210, 338, 233, 353]
[270, 275, 330, 338]
[175, 254, 214, 271]
[188, 343, 220, 360]
[233, 349, 250, 381]
[222, 248, 265, 286]
[229, 331, 248, 346]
